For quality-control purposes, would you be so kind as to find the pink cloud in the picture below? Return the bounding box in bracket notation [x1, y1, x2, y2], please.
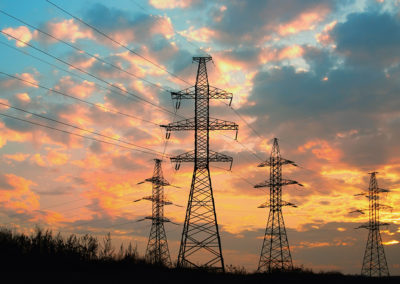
[149, 0, 197, 9]
[298, 139, 342, 161]
[54, 76, 96, 99]
[15, 92, 31, 103]
[3, 153, 30, 162]
[0, 72, 39, 89]
[46, 149, 69, 166]
[277, 6, 331, 36]
[0, 174, 39, 212]
[45, 19, 94, 43]
[316, 20, 337, 46]
[1, 26, 38, 47]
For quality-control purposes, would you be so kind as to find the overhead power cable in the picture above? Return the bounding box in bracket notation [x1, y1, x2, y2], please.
[0, 30, 178, 118]
[46, 0, 192, 87]
[0, 29, 265, 165]
[0, 112, 169, 157]
[0, 10, 172, 93]
[0, 40, 167, 125]
[0, 101, 164, 155]
[0, 71, 159, 126]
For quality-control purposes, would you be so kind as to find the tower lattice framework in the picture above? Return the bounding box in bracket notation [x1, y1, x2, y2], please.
[161, 56, 238, 271]
[254, 138, 302, 272]
[354, 172, 390, 277]
[137, 159, 173, 266]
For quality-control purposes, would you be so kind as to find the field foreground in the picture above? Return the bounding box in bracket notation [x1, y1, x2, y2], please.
[0, 227, 398, 283]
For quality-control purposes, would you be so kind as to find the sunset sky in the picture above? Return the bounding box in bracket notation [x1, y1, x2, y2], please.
[1, 0, 399, 274]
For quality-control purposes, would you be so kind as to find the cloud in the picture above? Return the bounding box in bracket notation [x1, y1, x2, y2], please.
[331, 12, 400, 67]
[83, 4, 174, 45]
[277, 6, 331, 36]
[0, 72, 39, 90]
[149, 0, 200, 9]
[1, 26, 38, 47]
[3, 153, 30, 162]
[0, 173, 39, 212]
[43, 19, 94, 43]
[209, 0, 334, 45]
[54, 76, 96, 99]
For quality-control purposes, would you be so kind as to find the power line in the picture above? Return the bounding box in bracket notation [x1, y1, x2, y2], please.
[0, 112, 168, 157]
[0, 101, 166, 155]
[46, 0, 192, 87]
[0, 30, 178, 118]
[0, 9, 172, 93]
[0, 71, 158, 126]
[0, 39, 164, 125]
[0, 35, 266, 168]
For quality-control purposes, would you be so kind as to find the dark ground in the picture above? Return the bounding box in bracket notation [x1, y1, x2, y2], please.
[1, 227, 398, 283]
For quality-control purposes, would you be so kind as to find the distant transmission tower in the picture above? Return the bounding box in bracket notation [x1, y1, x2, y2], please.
[254, 138, 302, 272]
[161, 56, 238, 271]
[135, 159, 176, 267]
[352, 172, 391, 277]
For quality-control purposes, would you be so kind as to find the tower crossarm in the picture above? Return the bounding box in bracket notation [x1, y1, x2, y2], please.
[144, 176, 170, 186]
[258, 201, 297, 208]
[257, 158, 297, 167]
[356, 222, 390, 229]
[171, 86, 233, 109]
[135, 196, 173, 206]
[254, 179, 303, 188]
[170, 150, 233, 170]
[160, 118, 238, 138]
[145, 216, 172, 223]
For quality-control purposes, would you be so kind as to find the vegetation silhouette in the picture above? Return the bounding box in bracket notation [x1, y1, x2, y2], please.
[0, 227, 398, 283]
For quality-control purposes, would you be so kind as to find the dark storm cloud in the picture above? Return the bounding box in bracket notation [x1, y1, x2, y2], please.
[331, 12, 400, 68]
[242, 8, 400, 168]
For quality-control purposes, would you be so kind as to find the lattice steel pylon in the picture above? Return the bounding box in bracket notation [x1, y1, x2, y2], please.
[161, 56, 238, 271]
[135, 159, 174, 267]
[352, 172, 391, 277]
[254, 138, 302, 272]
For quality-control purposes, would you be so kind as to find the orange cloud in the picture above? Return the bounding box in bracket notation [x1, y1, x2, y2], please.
[2, 26, 38, 47]
[0, 120, 32, 149]
[46, 149, 69, 166]
[278, 45, 304, 60]
[316, 21, 337, 46]
[3, 153, 30, 162]
[179, 26, 217, 43]
[15, 92, 31, 103]
[55, 76, 96, 99]
[46, 19, 94, 43]
[382, 240, 399, 245]
[1, 72, 39, 89]
[298, 139, 341, 161]
[0, 174, 39, 212]
[30, 153, 47, 167]
[149, 0, 195, 9]
[278, 6, 330, 36]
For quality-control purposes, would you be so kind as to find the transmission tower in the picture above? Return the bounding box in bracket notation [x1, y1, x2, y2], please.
[352, 172, 391, 277]
[254, 138, 302, 272]
[161, 56, 238, 271]
[135, 159, 175, 267]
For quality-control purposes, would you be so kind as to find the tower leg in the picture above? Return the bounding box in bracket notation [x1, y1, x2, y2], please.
[177, 168, 224, 271]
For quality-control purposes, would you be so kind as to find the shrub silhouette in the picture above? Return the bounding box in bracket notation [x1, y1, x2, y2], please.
[0, 226, 398, 283]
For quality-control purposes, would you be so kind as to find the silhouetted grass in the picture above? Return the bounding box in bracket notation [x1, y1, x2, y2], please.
[1, 227, 398, 283]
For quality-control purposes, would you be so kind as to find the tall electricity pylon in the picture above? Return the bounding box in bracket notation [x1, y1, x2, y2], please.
[352, 172, 391, 277]
[135, 159, 175, 267]
[254, 138, 302, 272]
[161, 56, 238, 271]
